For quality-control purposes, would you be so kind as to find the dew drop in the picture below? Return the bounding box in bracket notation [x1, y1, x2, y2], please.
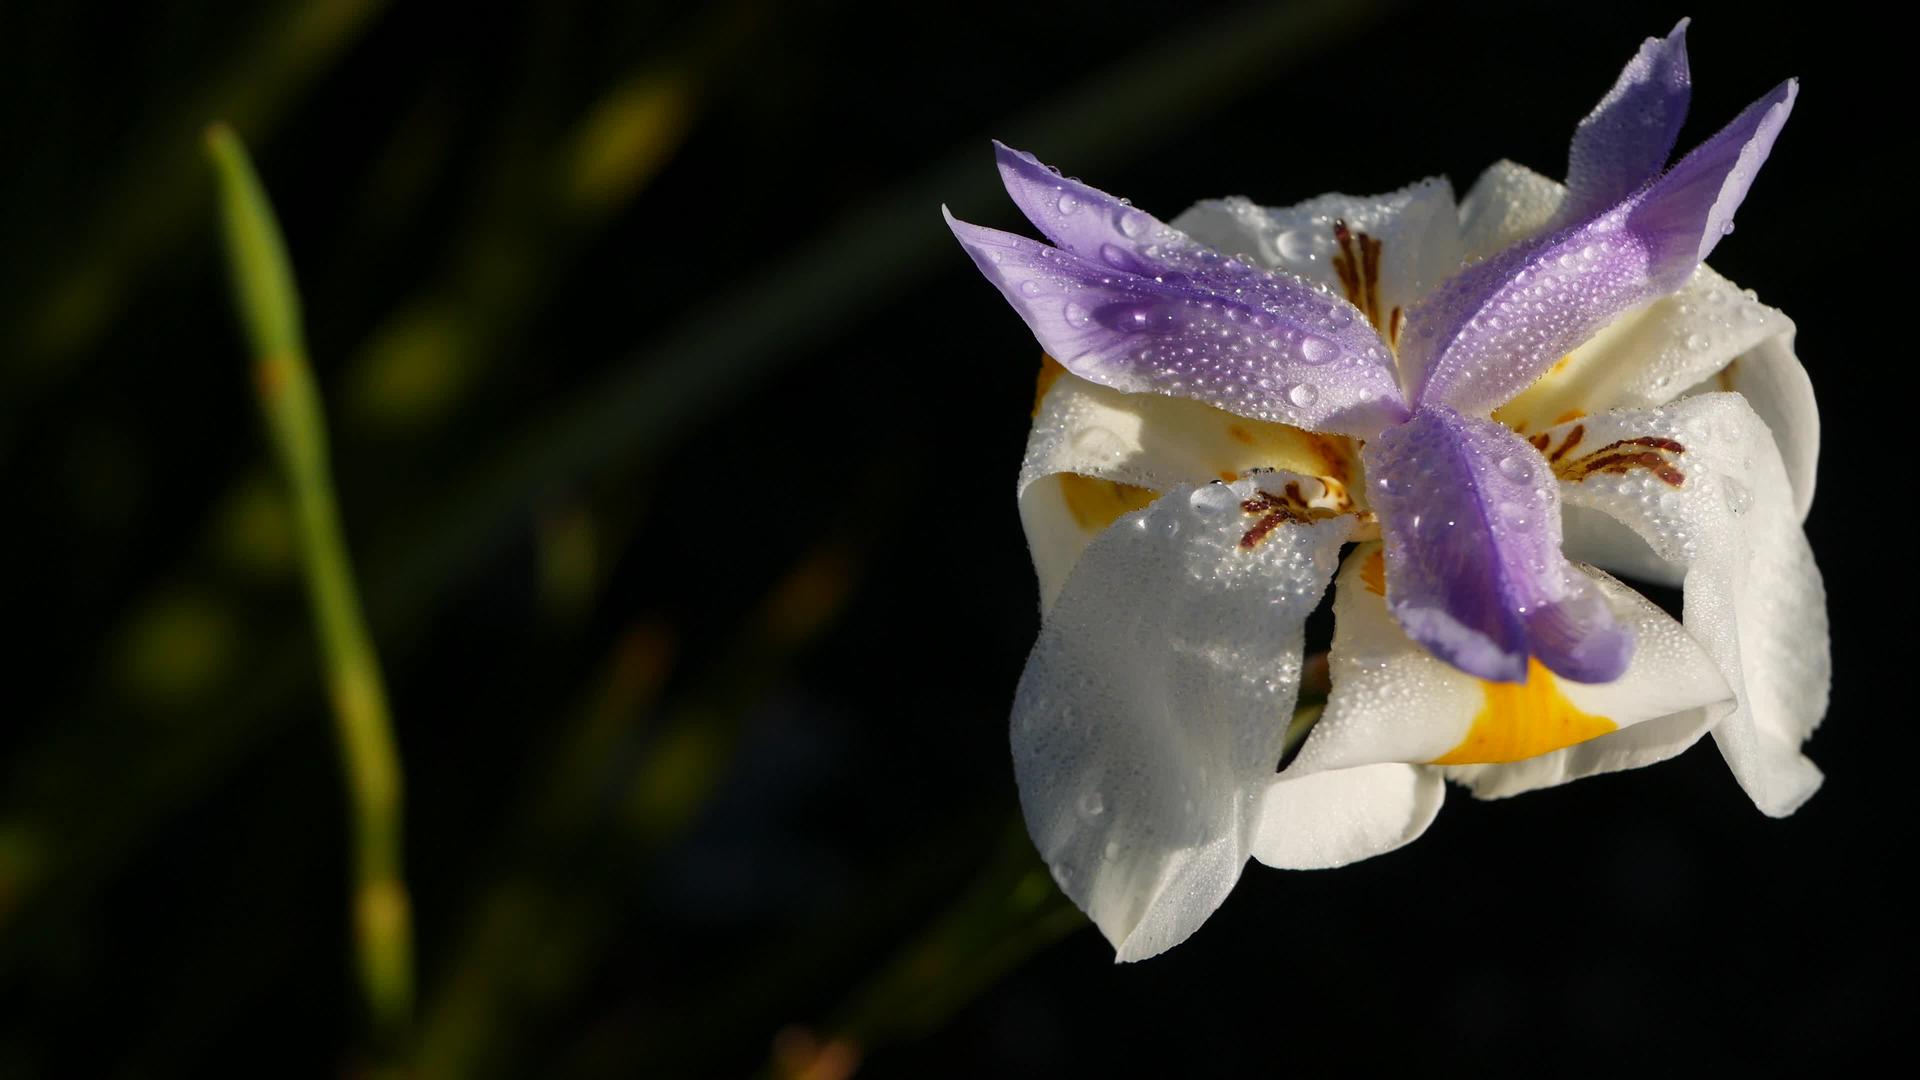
[1275, 228, 1313, 262]
[1686, 332, 1709, 351]
[1070, 426, 1127, 462]
[1079, 790, 1105, 817]
[1497, 454, 1531, 481]
[1117, 209, 1150, 238]
[1063, 300, 1091, 327]
[1721, 475, 1754, 515]
[1299, 335, 1336, 364]
[1189, 484, 1239, 514]
[1287, 383, 1320, 408]
[1057, 192, 1080, 215]
[1018, 280, 1041, 297]
[1093, 300, 1176, 333]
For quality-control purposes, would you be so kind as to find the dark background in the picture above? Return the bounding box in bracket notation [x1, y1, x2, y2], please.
[0, 0, 1905, 1075]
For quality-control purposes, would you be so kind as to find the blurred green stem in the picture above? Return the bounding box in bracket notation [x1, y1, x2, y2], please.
[205, 125, 415, 1050]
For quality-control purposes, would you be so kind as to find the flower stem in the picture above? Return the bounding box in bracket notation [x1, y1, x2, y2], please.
[205, 123, 415, 1052]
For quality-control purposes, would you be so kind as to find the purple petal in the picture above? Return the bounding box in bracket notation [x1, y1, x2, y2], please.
[1562, 20, 1692, 222]
[1628, 78, 1797, 288]
[1405, 79, 1797, 416]
[1364, 406, 1632, 684]
[945, 200, 1408, 437]
[992, 140, 1155, 263]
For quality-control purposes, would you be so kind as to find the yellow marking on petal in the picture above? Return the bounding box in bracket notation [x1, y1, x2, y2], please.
[1359, 549, 1386, 597]
[1429, 658, 1617, 765]
[1494, 350, 1606, 436]
[1058, 474, 1159, 532]
[1306, 433, 1354, 486]
[1207, 421, 1356, 492]
[1032, 355, 1066, 418]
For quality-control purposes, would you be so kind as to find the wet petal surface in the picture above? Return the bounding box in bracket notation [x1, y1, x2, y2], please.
[1010, 475, 1351, 960]
[1365, 406, 1631, 684]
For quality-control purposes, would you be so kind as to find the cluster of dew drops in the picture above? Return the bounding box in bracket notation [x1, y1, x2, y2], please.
[1415, 212, 1651, 403]
[1007, 181, 1398, 424]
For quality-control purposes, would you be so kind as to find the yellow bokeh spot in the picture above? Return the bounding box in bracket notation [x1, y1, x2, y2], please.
[349, 303, 471, 430]
[565, 73, 693, 214]
[1057, 474, 1159, 532]
[113, 586, 238, 709]
[1430, 658, 1617, 765]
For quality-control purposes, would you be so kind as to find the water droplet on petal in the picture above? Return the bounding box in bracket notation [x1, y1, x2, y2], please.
[1299, 335, 1335, 364]
[1063, 301, 1090, 327]
[1497, 454, 1531, 481]
[1018, 280, 1041, 297]
[1079, 790, 1105, 817]
[1189, 484, 1238, 514]
[1093, 300, 1177, 333]
[1275, 228, 1313, 262]
[1057, 192, 1080, 215]
[1721, 475, 1754, 515]
[1287, 383, 1319, 408]
[1117, 209, 1150, 238]
[1070, 426, 1127, 462]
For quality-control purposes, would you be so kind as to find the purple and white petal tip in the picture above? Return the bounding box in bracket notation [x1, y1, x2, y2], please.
[1562, 19, 1693, 222]
[948, 148, 1409, 438]
[1631, 77, 1797, 289]
[1405, 65, 1797, 416]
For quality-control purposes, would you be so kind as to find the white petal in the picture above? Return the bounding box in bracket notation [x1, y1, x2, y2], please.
[1457, 160, 1565, 262]
[1445, 569, 1734, 798]
[1011, 476, 1353, 961]
[1494, 265, 1793, 434]
[1550, 394, 1829, 815]
[1288, 544, 1730, 788]
[1020, 364, 1359, 610]
[1251, 762, 1443, 870]
[1173, 177, 1466, 334]
[1676, 330, 1818, 520]
[1562, 501, 1684, 588]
